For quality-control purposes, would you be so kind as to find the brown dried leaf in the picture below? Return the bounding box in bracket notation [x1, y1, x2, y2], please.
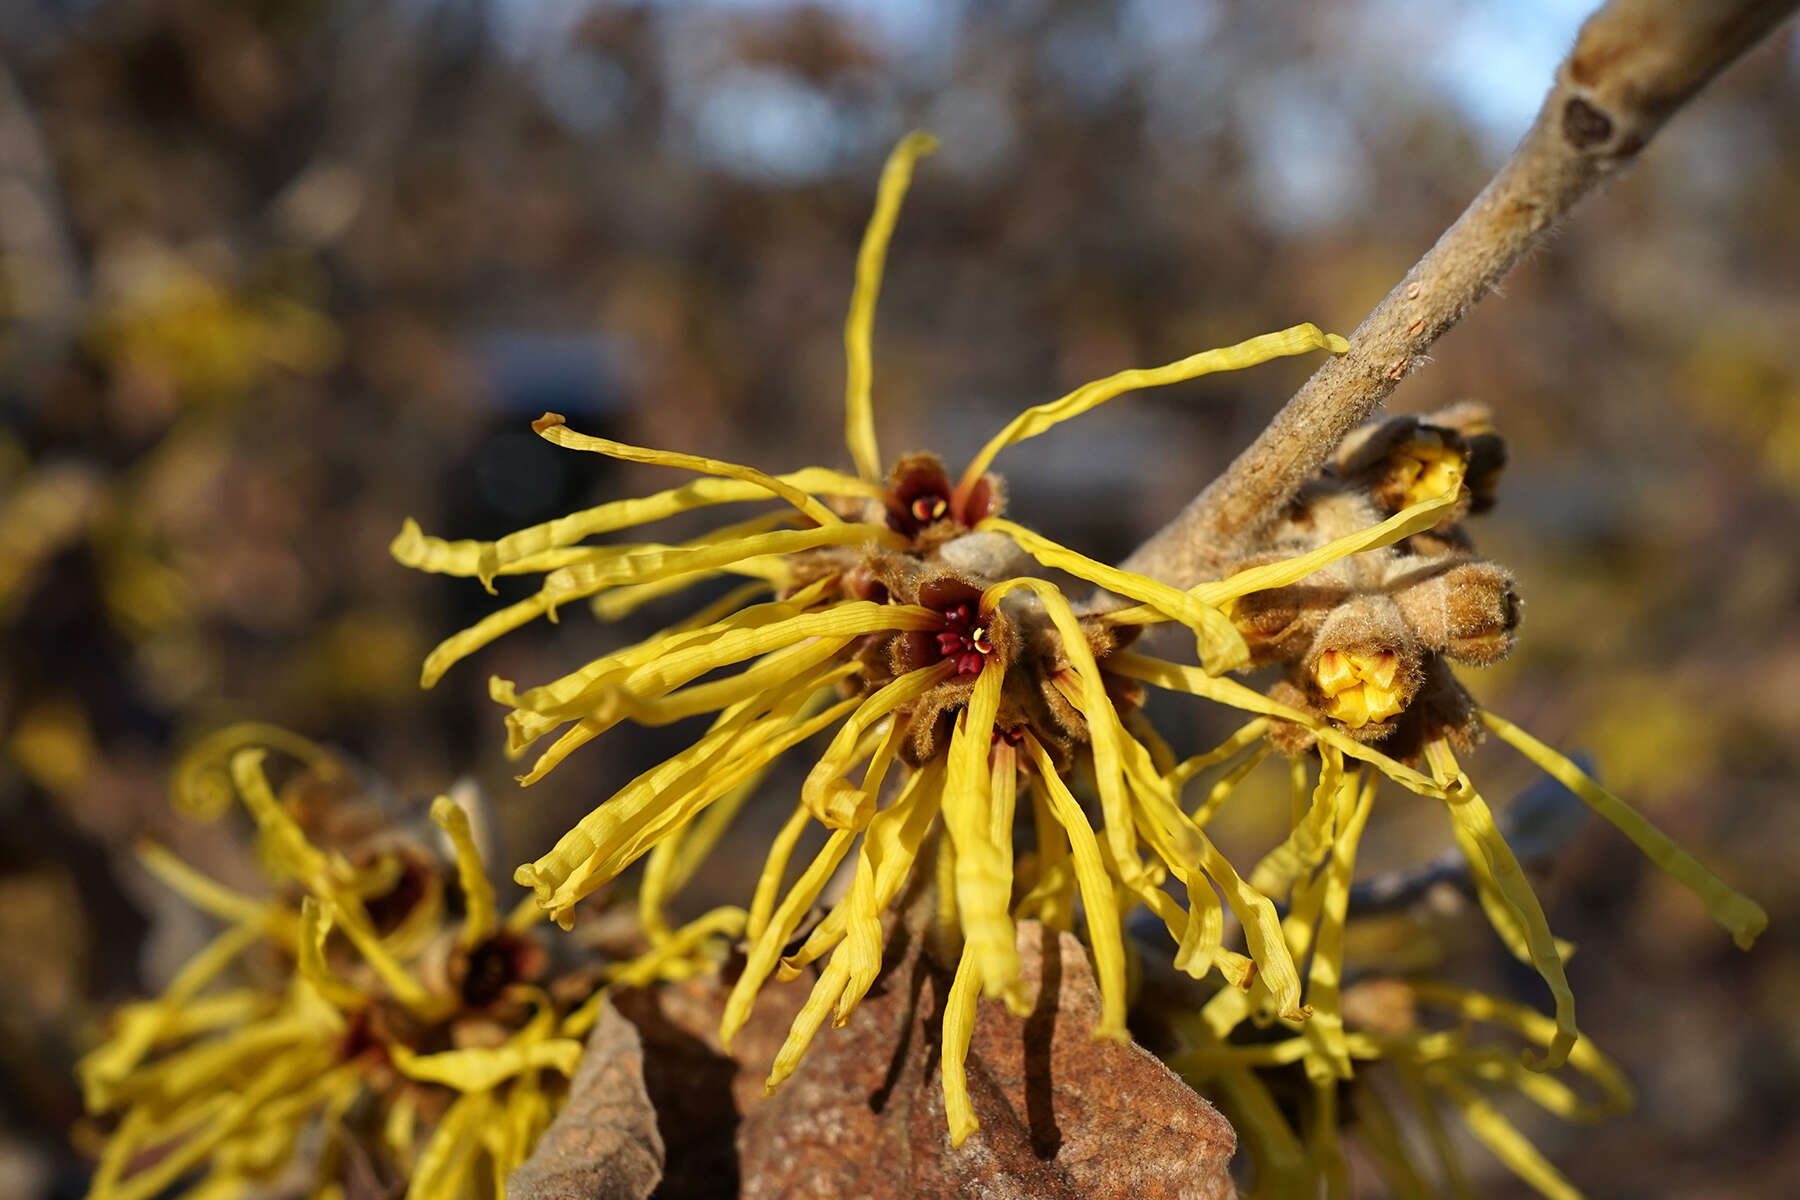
[616, 920, 1235, 1200]
[508, 998, 664, 1200]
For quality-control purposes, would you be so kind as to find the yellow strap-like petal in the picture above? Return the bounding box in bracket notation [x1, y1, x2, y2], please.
[1191, 464, 1463, 607]
[236, 749, 437, 1015]
[430, 795, 496, 947]
[802, 662, 954, 829]
[845, 131, 938, 480]
[641, 761, 773, 939]
[722, 826, 857, 1045]
[230, 747, 338, 886]
[1396, 1063, 1479, 1200]
[830, 762, 946, 1021]
[77, 922, 265, 1111]
[1479, 708, 1767, 950]
[134, 840, 274, 928]
[1107, 651, 1443, 797]
[407, 1090, 490, 1200]
[534, 413, 843, 527]
[297, 897, 367, 1011]
[1297, 766, 1373, 1084]
[979, 517, 1247, 672]
[1307, 1070, 1351, 1200]
[502, 580, 837, 746]
[783, 758, 945, 981]
[1166, 718, 1272, 791]
[957, 323, 1347, 499]
[1249, 743, 1345, 899]
[530, 666, 859, 919]
[941, 947, 984, 1147]
[1410, 979, 1633, 1117]
[1100, 464, 1467, 634]
[390, 1038, 582, 1092]
[763, 955, 852, 1093]
[391, 466, 875, 587]
[1426, 741, 1576, 1071]
[1352, 1080, 1435, 1200]
[623, 600, 936, 695]
[577, 685, 862, 896]
[1186, 742, 1272, 829]
[940, 661, 1024, 1009]
[1435, 1073, 1582, 1200]
[603, 905, 746, 992]
[1023, 735, 1129, 1041]
[420, 524, 891, 686]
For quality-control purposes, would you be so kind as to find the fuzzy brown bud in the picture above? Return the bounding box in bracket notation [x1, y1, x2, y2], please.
[1393, 560, 1521, 665]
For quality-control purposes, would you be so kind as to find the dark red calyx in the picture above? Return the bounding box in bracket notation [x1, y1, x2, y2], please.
[886, 453, 958, 536]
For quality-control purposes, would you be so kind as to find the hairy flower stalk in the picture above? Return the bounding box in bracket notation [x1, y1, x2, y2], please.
[395, 133, 1765, 1153]
[79, 728, 723, 1200]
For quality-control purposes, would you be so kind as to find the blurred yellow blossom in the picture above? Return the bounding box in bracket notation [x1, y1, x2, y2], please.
[79, 727, 723, 1200]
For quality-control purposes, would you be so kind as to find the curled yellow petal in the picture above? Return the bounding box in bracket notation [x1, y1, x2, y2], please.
[171, 722, 341, 822]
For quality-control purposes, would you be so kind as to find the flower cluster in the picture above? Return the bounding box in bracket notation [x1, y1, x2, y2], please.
[392, 132, 1765, 1171]
[79, 725, 717, 1200]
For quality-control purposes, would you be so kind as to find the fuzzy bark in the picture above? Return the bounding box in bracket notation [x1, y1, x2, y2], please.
[1121, 0, 1800, 589]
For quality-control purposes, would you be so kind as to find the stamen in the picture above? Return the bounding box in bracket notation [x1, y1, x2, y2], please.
[910, 495, 949, 523]
[932, 601, 995, 676]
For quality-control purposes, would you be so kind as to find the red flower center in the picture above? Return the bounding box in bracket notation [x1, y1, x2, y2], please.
[935, 602, 993, 676]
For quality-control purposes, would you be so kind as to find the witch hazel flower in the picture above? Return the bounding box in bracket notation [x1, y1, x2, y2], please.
[393, 132, 1764, 1149]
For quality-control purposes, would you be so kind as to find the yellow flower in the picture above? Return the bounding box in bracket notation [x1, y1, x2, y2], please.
[80, 726, 720, 1200]
[1172, 969, 1635, 1200]
[395, 132, 1765, 1149]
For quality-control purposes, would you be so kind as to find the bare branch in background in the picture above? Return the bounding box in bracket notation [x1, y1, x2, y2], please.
[1122, 0, 1800, 588]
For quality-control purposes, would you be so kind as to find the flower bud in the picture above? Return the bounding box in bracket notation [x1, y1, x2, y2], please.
[1394, 559, 1520, 665]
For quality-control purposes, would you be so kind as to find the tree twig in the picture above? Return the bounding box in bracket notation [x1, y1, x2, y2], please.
[1121, 0, 1800, 589]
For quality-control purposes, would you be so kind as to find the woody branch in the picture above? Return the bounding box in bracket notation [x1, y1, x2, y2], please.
[1120, 0, 1800, 590]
